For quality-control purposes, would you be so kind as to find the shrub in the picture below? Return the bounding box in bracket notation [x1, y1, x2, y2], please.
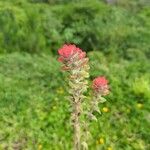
[0, 0, 149, 62]
[132, 76, 150, 99]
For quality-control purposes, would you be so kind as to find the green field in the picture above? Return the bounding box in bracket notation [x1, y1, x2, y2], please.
[0, 0, 150, 149]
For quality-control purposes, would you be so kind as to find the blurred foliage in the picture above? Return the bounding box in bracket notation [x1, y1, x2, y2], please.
[132, 76, 150, 99]
[0, 0, 150, 59]
[0, 0, 150, 149]
[0, 52, 150, 149]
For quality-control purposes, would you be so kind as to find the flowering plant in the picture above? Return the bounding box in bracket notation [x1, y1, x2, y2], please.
[58, 44, 109, 150]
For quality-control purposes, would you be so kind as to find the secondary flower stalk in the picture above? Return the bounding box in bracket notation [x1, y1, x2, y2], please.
[89, 76, 109, 121]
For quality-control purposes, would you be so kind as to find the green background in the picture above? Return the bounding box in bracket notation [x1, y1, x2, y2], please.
[0, 0, 150, 149]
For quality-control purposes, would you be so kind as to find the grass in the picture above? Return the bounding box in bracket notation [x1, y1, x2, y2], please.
[0, 52, 150, 149]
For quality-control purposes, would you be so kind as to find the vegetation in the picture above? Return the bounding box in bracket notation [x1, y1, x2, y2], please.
[0, 0, 150, 149]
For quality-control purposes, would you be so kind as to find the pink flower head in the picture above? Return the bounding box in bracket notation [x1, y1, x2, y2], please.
[58, 44, 86, 62]
[92, 76, 109, 95]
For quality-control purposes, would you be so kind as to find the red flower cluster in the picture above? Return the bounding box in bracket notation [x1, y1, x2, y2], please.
[58, 44, 86, 63]
[92, 76, 109, 95]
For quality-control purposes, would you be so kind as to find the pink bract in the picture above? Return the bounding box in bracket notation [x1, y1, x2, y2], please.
[58, 44, 86, 62]
[92, 76, 109, 95]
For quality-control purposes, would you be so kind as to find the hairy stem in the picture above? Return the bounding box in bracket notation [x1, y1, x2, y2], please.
[73, 96, 81, 150]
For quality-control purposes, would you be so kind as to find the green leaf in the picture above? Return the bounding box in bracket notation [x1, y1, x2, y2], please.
[81, 141, 88, 150]
[99, 96, 107, 103]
